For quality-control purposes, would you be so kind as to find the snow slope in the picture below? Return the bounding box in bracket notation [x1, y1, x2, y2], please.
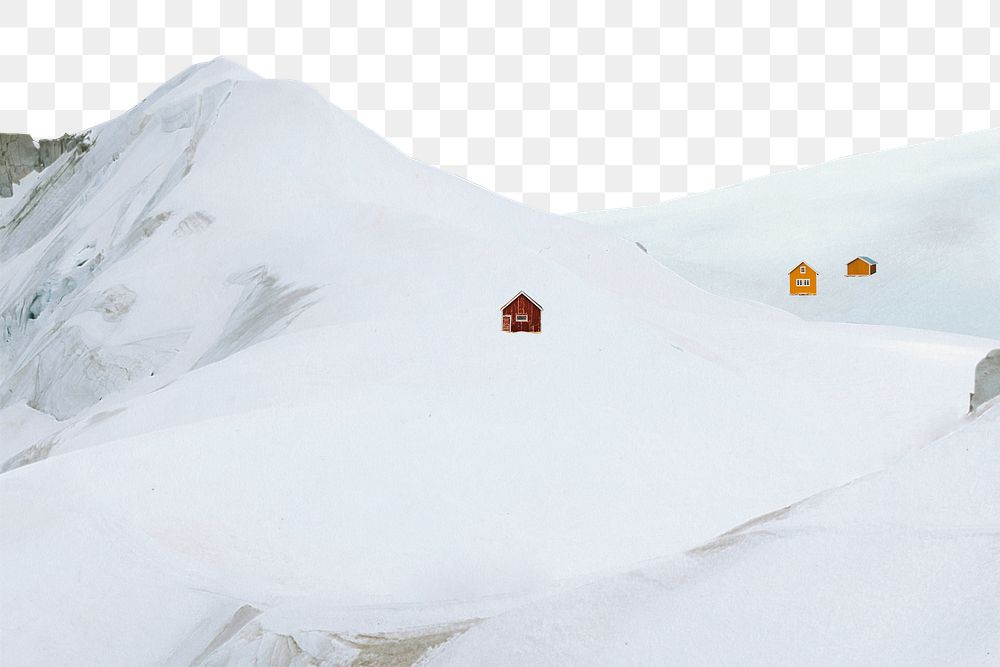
[576, 132, 1000, 340]
[1, 60, 996, 665]
[427, 402, 1000, 666]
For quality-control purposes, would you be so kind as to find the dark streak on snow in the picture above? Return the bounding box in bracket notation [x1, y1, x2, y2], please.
[686, 505, 793, 556]
[195, 266, 319, 369]
[173, 211, 215, 237]
[1, 434, 61, 472]
[187, 614, 478, 667]
[338, 620, 478, 667]
[187, 604, 263, 666]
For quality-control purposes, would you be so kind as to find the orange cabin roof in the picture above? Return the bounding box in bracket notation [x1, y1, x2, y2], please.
[788, 261, 818, 275]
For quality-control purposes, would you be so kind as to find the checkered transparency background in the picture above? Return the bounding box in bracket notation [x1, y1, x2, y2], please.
[1, 0, 997, 213]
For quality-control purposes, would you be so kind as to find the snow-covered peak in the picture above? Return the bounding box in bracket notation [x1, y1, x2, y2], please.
[0, 59, 734, 428]
[134, 56, 261, 111]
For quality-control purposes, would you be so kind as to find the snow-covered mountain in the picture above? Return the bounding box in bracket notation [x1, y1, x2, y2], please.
[575, 133, 1000, 340]
[1, 59, 996, 665]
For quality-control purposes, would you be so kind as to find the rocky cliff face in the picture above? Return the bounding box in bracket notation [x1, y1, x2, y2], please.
[0, 134, 37, 198]
[971, 349, 1000, 412]
[0, 132, 81, 197]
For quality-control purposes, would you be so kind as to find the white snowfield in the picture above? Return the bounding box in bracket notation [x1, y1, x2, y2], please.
[1, 59, 997, 665]
[426, 402, 1000, 666]
[575, 131, 1000, 341]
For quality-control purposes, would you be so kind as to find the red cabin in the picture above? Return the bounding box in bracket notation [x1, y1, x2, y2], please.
[501, 292, 542, 333]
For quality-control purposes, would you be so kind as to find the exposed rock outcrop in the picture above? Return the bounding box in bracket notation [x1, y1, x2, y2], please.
[970, 349, 1000, 412]
[0, 134, 38, 198]
[0, 132, 82, 197]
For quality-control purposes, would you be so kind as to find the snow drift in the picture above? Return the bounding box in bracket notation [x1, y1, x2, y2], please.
[427, 403, 1000, 665]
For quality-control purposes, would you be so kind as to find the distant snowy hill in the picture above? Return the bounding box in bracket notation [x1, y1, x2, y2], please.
[576, 132, 1000, 340]
[1, 60, 996, 665]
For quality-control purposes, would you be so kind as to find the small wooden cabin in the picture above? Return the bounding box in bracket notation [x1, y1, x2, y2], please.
[847, 256, 877, 276]
[789, 261, 817, 296]
[501, 292, 542, 333]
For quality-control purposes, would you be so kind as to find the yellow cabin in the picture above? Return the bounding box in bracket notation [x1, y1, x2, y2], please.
[789, 261, 817, 295]
[847, 256, 877, 276]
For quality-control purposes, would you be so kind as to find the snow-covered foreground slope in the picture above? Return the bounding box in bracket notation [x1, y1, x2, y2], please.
[1, 60, 996, 665]
[427, 403, 1000, 666]
[576, 132, 1000, 340]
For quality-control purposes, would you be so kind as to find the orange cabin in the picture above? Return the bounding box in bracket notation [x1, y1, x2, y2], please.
[501, 292, 542, 333]
[789, 261, 817, 295]
[847, 256, 877, 276]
